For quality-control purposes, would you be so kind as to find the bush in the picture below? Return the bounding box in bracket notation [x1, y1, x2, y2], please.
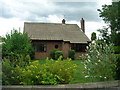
[113, 46, 120, 54]
[2, 58, 14, 85]
[12, 58, 77, 85]
[83, 40, 116, 82]
[50, 50, 58, 59]
[115, 54, 120, 80]
[2, 30, 33, 59]
[55, 51, 63, 60]
[68, 50, 75, 60]
[2, 54, 31, 85]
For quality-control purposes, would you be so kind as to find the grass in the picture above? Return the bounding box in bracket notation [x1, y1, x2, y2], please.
[36, 59, 94, 84]
[70, 60, 93, 84]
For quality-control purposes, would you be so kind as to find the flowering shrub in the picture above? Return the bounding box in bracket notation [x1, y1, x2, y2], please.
[2, 55, 31, 85]
[83, 40, 116, 81]
[12, 57, 77, 85]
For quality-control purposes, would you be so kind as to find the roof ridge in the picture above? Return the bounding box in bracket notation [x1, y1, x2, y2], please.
[24, 22, 77, 25]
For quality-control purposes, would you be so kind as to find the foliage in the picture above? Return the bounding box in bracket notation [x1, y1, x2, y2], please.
[2, 30, 33, 59]
[97, 27, 110, 44]
[55, 51, 63, 60]
[97, 2, 120, 46]
[50, 50, 58, 59]
[113, 46, 120, 54]
[91, 32, 97, 41]
[2, 54, 31, 85]
[12, 57, 77, 85]
[2, 58, 14, 85]
[68, 50, 75, 60]
[0, 36, 5, 42]
[83, 40, 116, 82]
[115, 54, 120, 80]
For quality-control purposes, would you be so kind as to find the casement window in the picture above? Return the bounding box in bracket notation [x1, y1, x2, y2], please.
[34, 44, 47, 52]
[71, 44, 86, 52]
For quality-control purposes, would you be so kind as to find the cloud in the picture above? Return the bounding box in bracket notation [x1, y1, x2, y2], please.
[0, 17, 24, 36]
[0, 0, 112, 38]
[0, 0, 102, 22]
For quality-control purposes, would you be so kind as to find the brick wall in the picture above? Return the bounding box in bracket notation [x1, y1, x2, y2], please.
[32, 40, 87, 59]
[62, 42, 71, 58]
[32, 40, 63, 59]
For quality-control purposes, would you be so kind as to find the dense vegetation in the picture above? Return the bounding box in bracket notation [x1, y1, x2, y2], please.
[97, 1, 120, 80]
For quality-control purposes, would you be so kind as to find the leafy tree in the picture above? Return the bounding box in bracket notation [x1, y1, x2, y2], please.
[97, 26, 110, 43]
[2, 30, 33, 60]
[97, 2, 120, 45]
[91, 32, 97, 41]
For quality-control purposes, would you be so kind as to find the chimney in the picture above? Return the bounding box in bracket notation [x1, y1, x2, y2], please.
[81, 18, 85, 33]
[62, 19, 65, 24]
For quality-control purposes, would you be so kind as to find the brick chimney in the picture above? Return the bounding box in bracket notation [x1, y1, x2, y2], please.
[62, 19, 65, 24]
[81, 18, 85, 33]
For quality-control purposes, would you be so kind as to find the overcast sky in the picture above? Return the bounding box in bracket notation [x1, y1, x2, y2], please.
[0, 0, 112, 39]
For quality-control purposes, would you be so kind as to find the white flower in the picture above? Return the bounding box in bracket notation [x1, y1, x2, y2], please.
[104, 77, 107, 79]
[95, 63, 98, 65]
[85, 76, 89, 78]
[88, 59, 91, 62]
[98, 60, 101, 62]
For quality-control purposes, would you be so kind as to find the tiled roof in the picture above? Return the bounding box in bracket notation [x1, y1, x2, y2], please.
[24, 22, 90, 43]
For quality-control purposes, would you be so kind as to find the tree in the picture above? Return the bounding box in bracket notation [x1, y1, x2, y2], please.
[2, 30, 33, 59]
[97, 26, 110, 44]
[97, 2, 120, 45]
[97, 2, 120, 80]
[91, 32, 97, 41]
[83, 41, 116, 81]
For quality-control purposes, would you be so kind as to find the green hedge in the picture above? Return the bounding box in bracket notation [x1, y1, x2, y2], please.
[68, 50, 75, 60]
[50, 50, 58, 59]
[113, 46, 120, 54]
[55, 51, 63, 60]
[50, 50, 63, 60]
[115, 54, 120, 80]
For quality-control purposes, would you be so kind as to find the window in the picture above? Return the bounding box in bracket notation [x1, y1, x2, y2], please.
[71, 44, 86, 52]
[55, 45, 59, 49]
[34, 44, 46, 52]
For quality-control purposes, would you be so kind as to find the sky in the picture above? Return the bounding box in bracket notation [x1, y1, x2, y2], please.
[0, 0, 112, 39]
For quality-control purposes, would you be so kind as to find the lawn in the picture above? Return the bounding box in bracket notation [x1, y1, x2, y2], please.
[36, 59, 93, 84]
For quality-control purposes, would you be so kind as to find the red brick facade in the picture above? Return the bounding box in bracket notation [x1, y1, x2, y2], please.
[32, 40, 87, 59]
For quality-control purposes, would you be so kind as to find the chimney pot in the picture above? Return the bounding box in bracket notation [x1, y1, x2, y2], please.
[81, 18, 85, 33]
[62, 19, 65, 24]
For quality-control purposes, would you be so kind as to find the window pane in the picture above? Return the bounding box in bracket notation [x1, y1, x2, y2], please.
[71, 44, 86, 52]
[34, 44, 46, 52]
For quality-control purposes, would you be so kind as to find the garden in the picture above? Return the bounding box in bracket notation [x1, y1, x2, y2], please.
[1, 30, 120, 85]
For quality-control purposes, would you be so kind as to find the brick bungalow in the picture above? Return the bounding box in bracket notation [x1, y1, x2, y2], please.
[24, 18, 90, 59]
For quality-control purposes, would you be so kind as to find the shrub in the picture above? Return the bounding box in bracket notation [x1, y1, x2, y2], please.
[68, 50, 75, 60]
[115, 54, 120, 80]
[50, 50, 58, 59]
[83, 40, 116, 82]
[113, 46, 120, 54]
[2, 54, 31, 85]
[2, 58, 14, 85]
[12, 58, 77, 85]
[55, 51, 63, 60]
[2, 30, 33, 59]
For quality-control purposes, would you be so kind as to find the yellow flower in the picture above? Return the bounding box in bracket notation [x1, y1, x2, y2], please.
[36, 76, 39, 78]
[20, 82, 23, 84]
